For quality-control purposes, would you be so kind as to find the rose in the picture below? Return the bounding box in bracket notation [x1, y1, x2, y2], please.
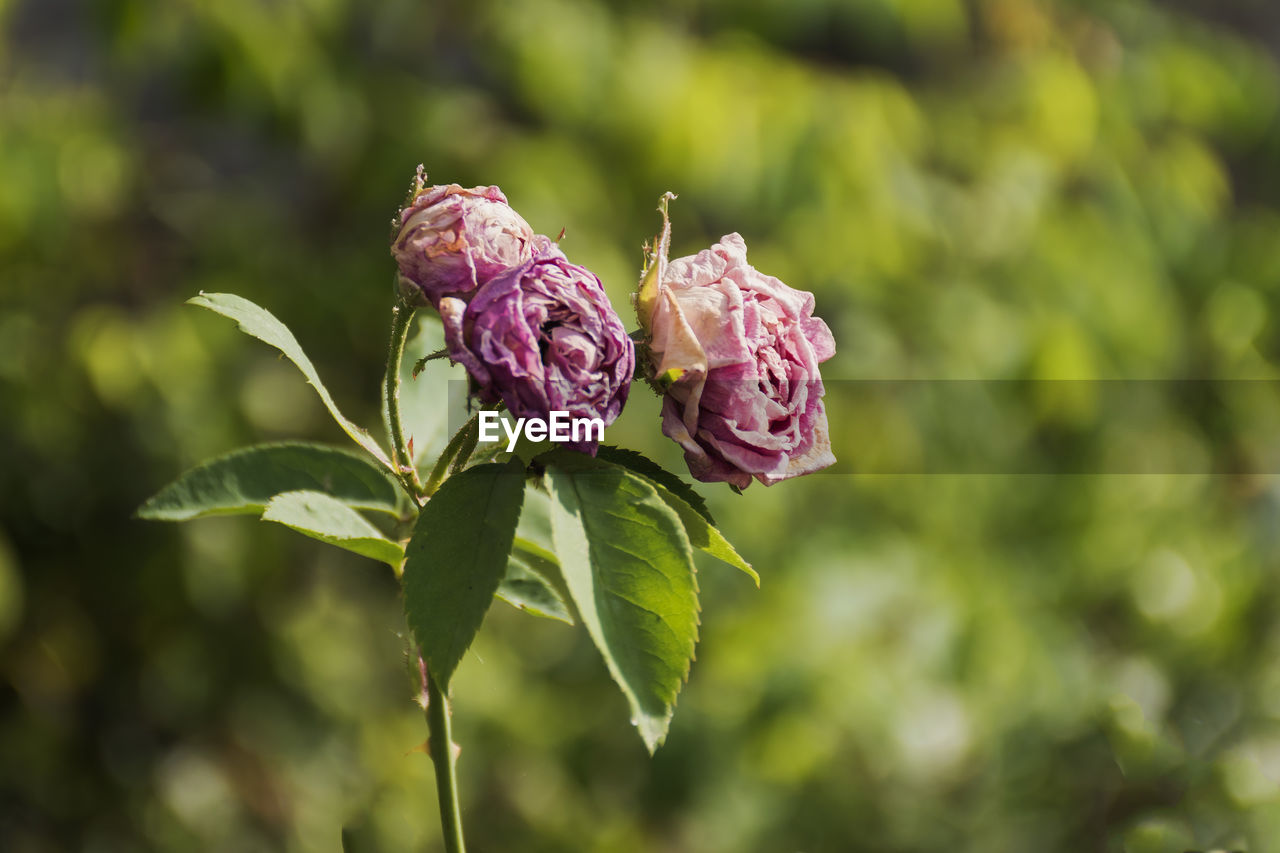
[391, 174, 545, 307]
[439, 253, 635, 453]
[639, 231, 836, 488]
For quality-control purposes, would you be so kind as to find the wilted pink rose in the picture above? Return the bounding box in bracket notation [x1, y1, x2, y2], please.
[440, 253, 634, 454]
[641, 232, 836, 488]
[391, 174, 543, 307]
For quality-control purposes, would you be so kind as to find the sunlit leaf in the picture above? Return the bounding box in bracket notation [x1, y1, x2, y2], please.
[546, 457, 699, 752]
[189, 292, 392, 467]
[262, 490, 404, 567]
[558, 448, 755, 584]
[137, 442, 404, 521]
[594, 445, 714, 523]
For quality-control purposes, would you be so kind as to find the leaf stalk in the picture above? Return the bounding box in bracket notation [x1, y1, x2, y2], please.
[385, 303, 425, 500]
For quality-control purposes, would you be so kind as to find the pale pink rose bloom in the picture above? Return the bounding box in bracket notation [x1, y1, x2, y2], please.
[645, 233, 836, 488]
[391, 178, 544, 307]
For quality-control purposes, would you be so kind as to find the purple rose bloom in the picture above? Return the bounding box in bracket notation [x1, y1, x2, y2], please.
[439, 253, 635, 453]
[641, 232, 836, 488]
[392, 177, 543, 307]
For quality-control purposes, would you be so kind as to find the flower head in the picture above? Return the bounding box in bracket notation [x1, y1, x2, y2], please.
[392, 169, 543, 307]
[441, 253, 635, 453]
[637, 200, 835, 487]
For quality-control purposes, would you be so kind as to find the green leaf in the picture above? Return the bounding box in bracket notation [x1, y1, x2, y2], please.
[402, 459, 526, 689]
[508, 535, 574, 616]
[553, 448, 756, 585]
[497, 556, 573, 624]
[511, 536, 560, 578]
[262, 491, 404, 567]
[545, 459, 699, 752]
[650, 488, 758, 586]
[137, 442, 404, 521]
[594, 446, 714, 523]
[189, 292, 391, 467]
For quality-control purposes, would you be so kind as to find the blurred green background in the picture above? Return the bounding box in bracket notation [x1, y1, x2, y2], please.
[5, 0, 1280, 850]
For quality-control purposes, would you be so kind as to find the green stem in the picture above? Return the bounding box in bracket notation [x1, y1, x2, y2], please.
[422, 412, 480, 497]
[385, 303, 423, 499]
[389, 309, 466, 850]
[426, 668, 466, 853]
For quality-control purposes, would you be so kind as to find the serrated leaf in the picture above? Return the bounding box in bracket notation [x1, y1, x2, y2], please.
[262, 491, 404, 567]
[601, 456, 754, 586]
[552, 448, 754, 584]
[594, 446, 714, 524]
[497, 556, 573, 624]
[402, 459, 525, 689]
[189, 292, 391, 467]
[647, 487, 757, 586]
[137, 442, 404, 521]
[546, 459, 699, 752]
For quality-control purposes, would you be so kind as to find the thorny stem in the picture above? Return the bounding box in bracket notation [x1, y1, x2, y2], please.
[425, 664, 466, 853]
[385, 302, 424, 500]
[391, 310, 466, 851]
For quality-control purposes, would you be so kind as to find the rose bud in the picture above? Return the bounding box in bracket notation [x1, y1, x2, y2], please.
[439, 253, 635, 453]
[636, 199, 836, 488]
[391, 169, 544, 307]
